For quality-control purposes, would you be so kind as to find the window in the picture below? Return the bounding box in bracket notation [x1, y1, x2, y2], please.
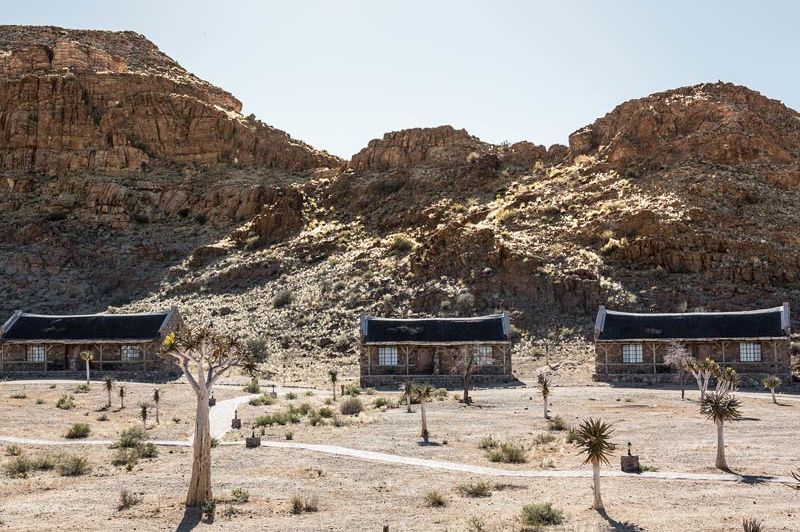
[121, 345, 143, 361]
[474, 345, 492, 366]
[622, 344, 643, 363]
[739, 342, 761, 362]
[378, 346, 398, 366]
[27, 345, 46, 363]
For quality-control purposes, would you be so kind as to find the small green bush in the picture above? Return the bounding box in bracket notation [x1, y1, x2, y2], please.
[285, 430, 294, 440]
[243, 382, 260, 394]
[548, 416, 568, 431]
[273, 289, 293, 309]
[115, 427, 147, 448]
[56, 395, 75, 410]
[139, 442, 158, 459]
[387, 234, 416, 255]
[65, 423, 91, 439]
[533, 433, 556, 446]
[478, 436, 499, 450]
[75, 383, 90, 394]
[10, 392, 27, 399]
[344, 384, 362, 396]
[372, 397, 393, 408]
[290, 493, 319, 514]
[296, 402, 313, 415]
[255, 410, 300, 427]
[97, 413, 109, 422]
[424, 490, 447, 507]
[339, 397, 363, 416]
[30, 454, 57, 471]
[201, 498, 217, 522]
[318, 406, 334, 418]
[5, 444, 22, 456]
[304, 390, 314, 397]
[118, 488, 142, 510]
[57, 455, 91, 476]
[486, 442, 527, 464]
[457, 481, 492, 498]
[285, 392, 298, 400]
[520, 503, 564, 527]
[565, 428, 579, 444]
[231, 487, 250, 503]
[3, 456, 32, 478]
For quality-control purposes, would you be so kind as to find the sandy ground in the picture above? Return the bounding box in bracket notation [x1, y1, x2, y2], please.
[1, 378, 799, 531]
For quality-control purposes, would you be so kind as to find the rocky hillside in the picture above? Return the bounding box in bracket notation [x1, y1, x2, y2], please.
[1, 26, 799, 383]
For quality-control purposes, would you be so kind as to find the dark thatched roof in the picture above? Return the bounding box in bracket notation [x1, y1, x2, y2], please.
[595, 305, 790, 341]
[361, 314, 510, 344]
[1, 311, 175, 342]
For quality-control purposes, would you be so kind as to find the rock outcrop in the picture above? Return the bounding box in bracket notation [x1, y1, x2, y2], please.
[569, 82, 800, 169]
[0, 25, 340, 176]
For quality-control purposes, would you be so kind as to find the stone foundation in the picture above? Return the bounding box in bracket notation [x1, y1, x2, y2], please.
[360, 374, 518, 389]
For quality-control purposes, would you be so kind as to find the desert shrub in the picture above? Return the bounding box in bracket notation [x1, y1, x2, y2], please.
[534, 433, 556, 445]
[308, 411, 324, 426]
[211, 438, 220, 448]
[424, 490, 447, 507]
[285, 430, 294, 440]
[520, 503, 564, 528]
[285, 391, 298, 400]
[65, 423, 91, 439]
[10, 392, 27, 399]
[640, 464, 658, 472]
[231, 487, 250, 503]
[5, 444, 22, 456]
[388, 234, 416, 255]
[339, 397, 363, 416]
[56, 394, 75, 410]
[75, 383, 90, 393]
[317, 406, 334, 418]
[304, 390, 314, 396]
[255, 410, 300, 427]
[486, 442, 527, 464]
[433, 388, 449, 401]
[115, 427, 147, 448]
[36, 398, 45, 404]
[565, 428, 579, 444]
[118, 489, 142, 510]
[273, 289, 293, 308]
[457, 480, 492, 498]
[372, 397, 392, 408]
[112, 448, 140, 469]
[455, 291, 475, 313]
[742, 518, 764, 532]
[548, 416, 568, 431]
[467, 151, 480, 163]
[139, 442, 158, 458]
[243, 381, 260, 394]
[296, 402, 313, 415]
[332, 416, 346, 427]
[250, 394, 275, 406]
[3, 456, 32, 478]
[478, 436, 499, 450]
[201, 498, 217, 522]
[30, 454, 57, 471]
[344, 384, 362, 396]
[97, 413, 109, 422]
[57, 455, 91, 476]
[600, 237, 628, 256]
[466, 515, 488, 532]
[290, 493, 319, 514]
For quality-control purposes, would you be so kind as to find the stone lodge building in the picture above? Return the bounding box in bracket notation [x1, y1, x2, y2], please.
[0, 308, 182, 375]
[594, 304, 792, 384]
[359, 313, 514, 387]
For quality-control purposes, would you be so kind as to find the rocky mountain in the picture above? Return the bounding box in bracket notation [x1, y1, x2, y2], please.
[2, 26, 799, 383]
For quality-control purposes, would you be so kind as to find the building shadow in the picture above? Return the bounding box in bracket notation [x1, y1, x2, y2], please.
[597, 508, 645, 531]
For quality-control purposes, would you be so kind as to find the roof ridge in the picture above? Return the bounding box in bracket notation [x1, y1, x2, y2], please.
[604, 307, 783, 317]
[365, 314, 504, 322]
[18, 311, 170, 318]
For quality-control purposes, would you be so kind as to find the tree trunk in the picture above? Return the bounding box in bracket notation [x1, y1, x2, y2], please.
[406, 393, 412, 413]
[155, 403, 160, 424]
[715, 420, 727, 470]
[85, 360, 90, 385]
[142, 416, 147, 431]
[186, 387, 213, 507]
[420, 399, 428, 443]
[543, 393, 549, 419]
[332, 382, 336, 401]
[770, 388, 777, 405]
[462, 375, 470, 405]
[107, 389, 111, 409]
[680, 374, 685, 400]
[592, 459, 604, 510]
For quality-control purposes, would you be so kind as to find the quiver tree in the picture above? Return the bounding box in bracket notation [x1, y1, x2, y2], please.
[162, 326, 250, 507]
[664, 343, 691, 399]
[139, 402, 149, 431]
[536, 372, 552, 419]
[715, 367, 738, 394]
[402, 380, 414, 413]
[240, 357, 262, 393]
[328, 369, 338, 400]
[762, 375, 781, 404]
[79, 351, 94, 385]
[686, 357, 719, 399]
[153, 389, 161, 424]
[104, 376, 114, 408]
[454, 346, 476, 405]
[414, 384, 434, 444]
[700, 391, 742, 471]
[574, 418, 616, 511]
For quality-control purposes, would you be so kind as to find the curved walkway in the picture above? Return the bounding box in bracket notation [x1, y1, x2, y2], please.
[1, 382, 796, 486]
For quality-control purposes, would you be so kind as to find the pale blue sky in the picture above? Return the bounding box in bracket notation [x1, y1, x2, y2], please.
[5, 1, 799, 158]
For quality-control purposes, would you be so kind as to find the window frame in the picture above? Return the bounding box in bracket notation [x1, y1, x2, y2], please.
[121, 345, 143, 362]
[377, 346, 398, 366]
[27, 345, 46, 363]
[739, 342, 762, 363]
[622, 344, 644, 364]
[474, 345, 493, 366]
